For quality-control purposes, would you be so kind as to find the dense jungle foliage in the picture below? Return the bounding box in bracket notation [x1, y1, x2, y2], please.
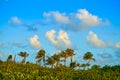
[0, 48, 120, 80]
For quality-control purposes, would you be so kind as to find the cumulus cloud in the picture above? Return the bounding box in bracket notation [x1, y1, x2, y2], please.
[29, 35, 41, 49]
[87, 31, 120, 48]
[8, 16, 23, 25]
[87, 31, 106, 48]
[44, 9, 109, 31]
[76, 9, 101, 26]
[44, 11, 69, 24]
[46, 29, 72, 49]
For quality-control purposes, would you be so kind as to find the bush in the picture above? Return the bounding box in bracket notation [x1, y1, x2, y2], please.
[0, 62, 120, 80]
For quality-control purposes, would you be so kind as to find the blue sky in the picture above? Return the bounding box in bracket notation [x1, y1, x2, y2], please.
[0, 0, 120, 66]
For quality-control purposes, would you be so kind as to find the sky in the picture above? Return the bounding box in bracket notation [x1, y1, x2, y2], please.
[0, 0, 120, 67]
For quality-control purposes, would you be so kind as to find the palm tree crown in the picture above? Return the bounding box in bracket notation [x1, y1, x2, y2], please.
[7, 55, 12, 62]
[60, 50, 68, 67]
[36, 49, 46, 66]
[52, 54, 60, 67]
[46, 57, 55, 68]
[18, 52, 29, 64]
[83, 52, 95, 62]
[65, 48, 74, 64]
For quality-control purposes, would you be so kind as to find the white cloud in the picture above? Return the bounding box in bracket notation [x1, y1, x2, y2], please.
[9, 16, 23, 25]
[44, 11, 69, 24]
[46, 29, 71, 49]
[87, 31, 120, 48]
[44, 9, 109, 31]
[29, 35, 41, 49]
[114, 43, 120, 48]
[87, 31, 106, 48]
[109, 42, 120, 48]
[58, 30, 71, 45]
[46, 30, 57, 45]
[76, 9, 101, 27]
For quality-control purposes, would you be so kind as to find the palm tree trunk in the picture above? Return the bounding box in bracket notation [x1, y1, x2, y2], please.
[24, 57, 26, 64]
[56, 61, 60, 67]
[43, 56, 45, 67]
[84, 66, 86, 70]
[14, 55, 16, 62]
[52, 64, 54, 68]
[64, 58, 66, 67]
[87, 60, 91, 69]
[22, 57, 26, 64]
[6, 61, 9, 72]
[58, 61, 60, 67]
[71, 55, 73, 63]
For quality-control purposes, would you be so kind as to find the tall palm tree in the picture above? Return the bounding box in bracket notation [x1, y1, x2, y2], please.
[46, 57, 55, 68]
[83, 52, 95, 63]
[70, 62, 76, 69]
[18, 52, 29, 64]
[13, 55, 16, 62]
[81, 63, 87, 70]
[60, 50, 68, 67]
[6, 55, 12, 71]
[76, 63, 80, 69]
[65, 48, 74, 64]
[52, 54, 60, 67]
[7, 55, 12, 62]
[83, 52, 95, 69]
[36, 49, 46, 66]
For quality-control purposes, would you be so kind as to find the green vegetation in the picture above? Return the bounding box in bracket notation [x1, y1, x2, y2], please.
[0, 48, 120, 80]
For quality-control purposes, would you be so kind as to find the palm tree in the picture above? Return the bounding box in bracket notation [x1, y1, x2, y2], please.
[70, 62, 76, 69]
[18, 52, 29, 64]
[91, 64, 100, 70]
[60, 50, 68, 67]
[83, 52, 95, 69]
[81, 63, 87, 70]
[65, 48, 74, 64]
[35, 49, 46, 66]
[46, 57, 55, 68]
[83, 52, 95, 63]
[52, 54, 60, 68]
[7, 55, 12, 62]
[6, 55, 12, 71]
[0, 59, 3, 63]
[13, 55, 16, 62]
[76, 63, 80, 69]
[86, 62, 90, 69]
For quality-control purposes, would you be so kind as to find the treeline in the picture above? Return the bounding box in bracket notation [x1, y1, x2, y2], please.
[5, 48, 96, 69]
